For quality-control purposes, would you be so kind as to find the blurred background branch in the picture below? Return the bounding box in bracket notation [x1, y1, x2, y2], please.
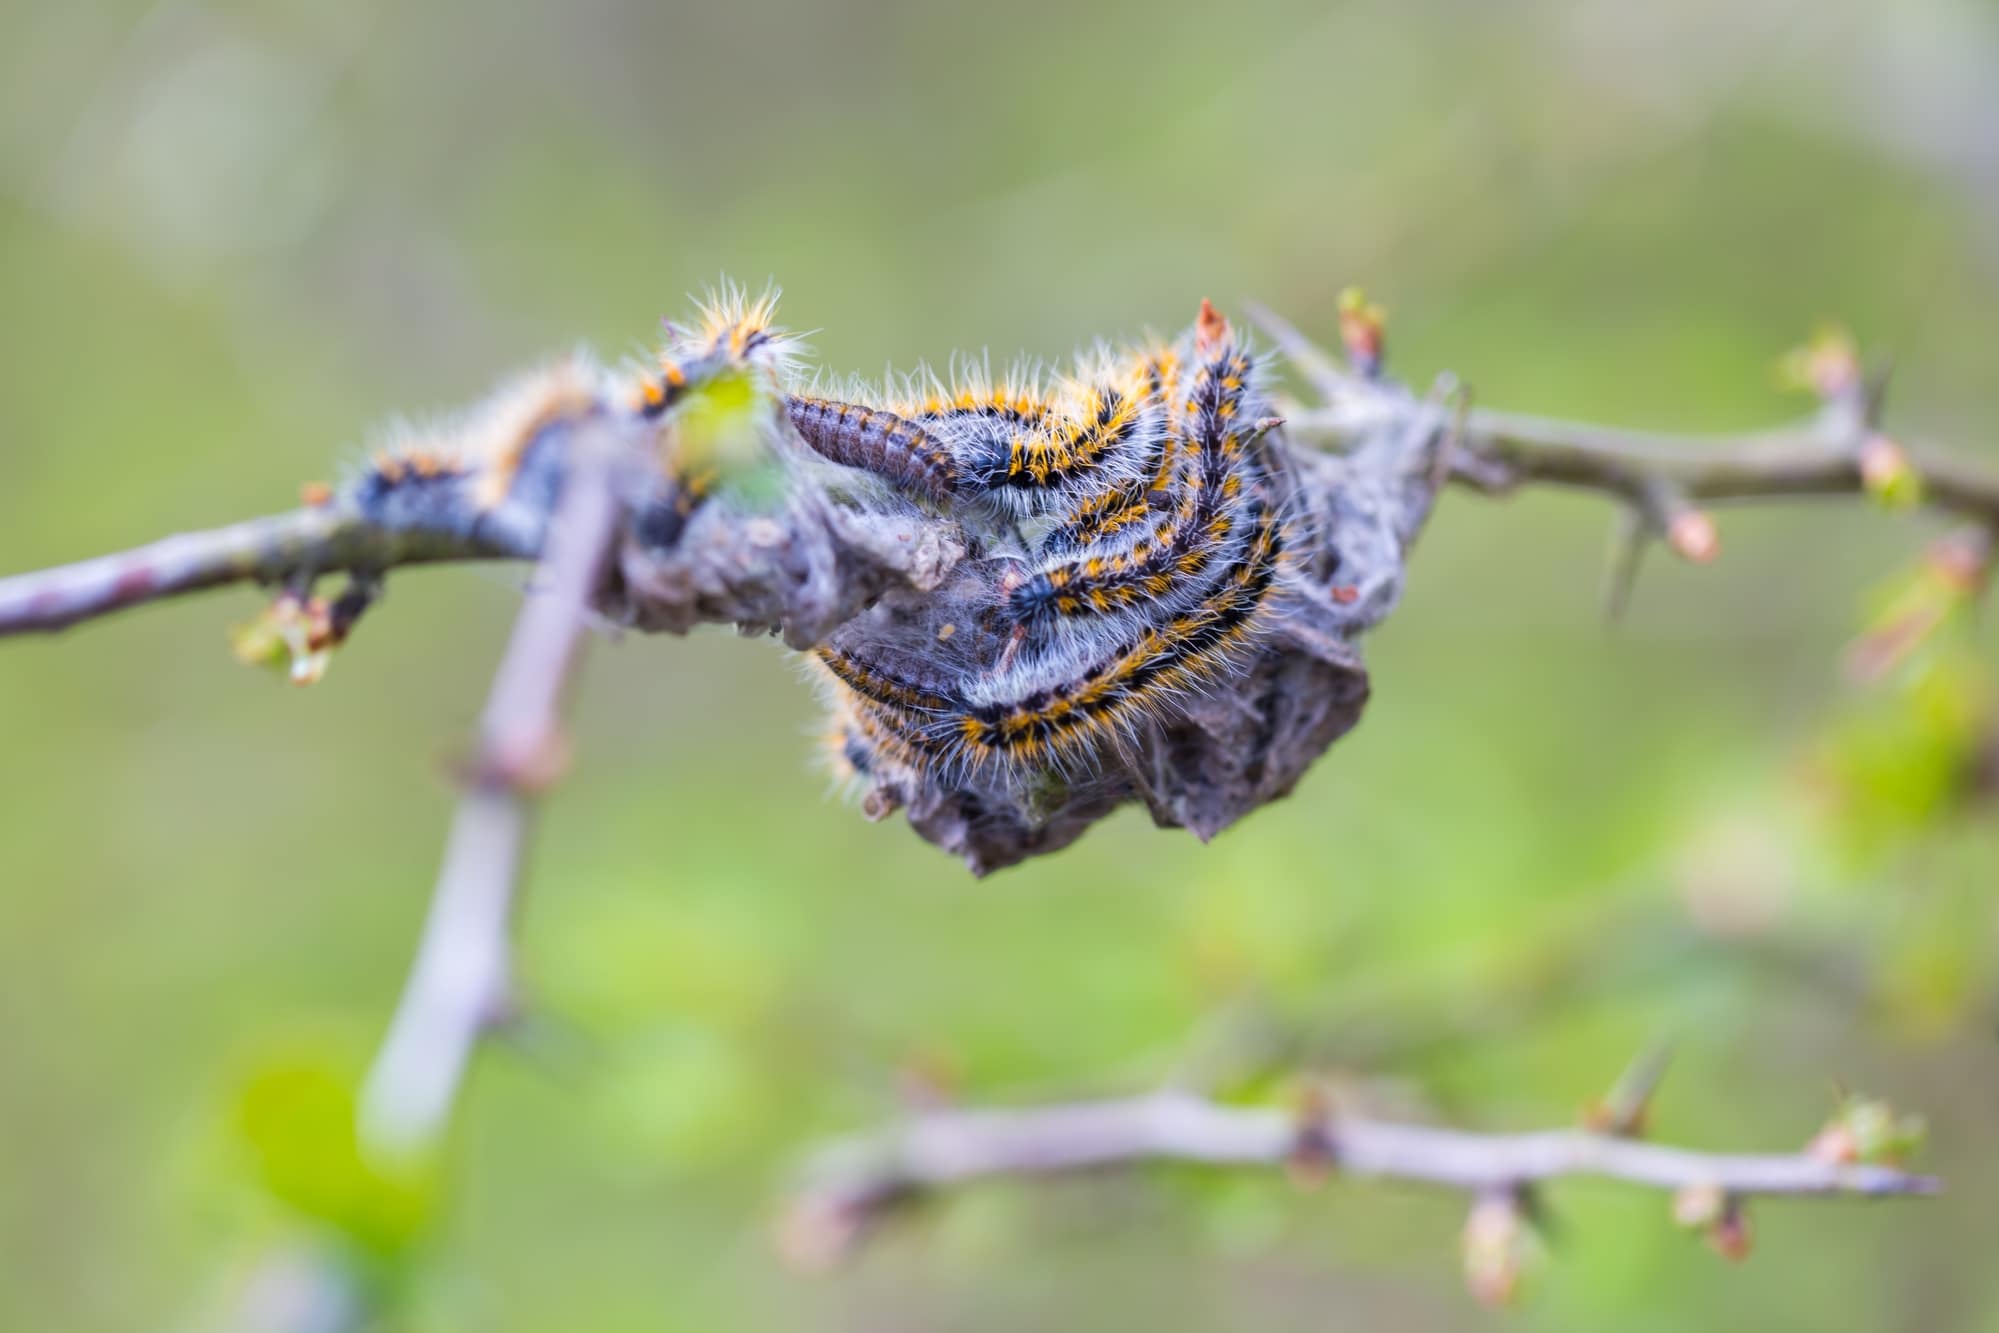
[355, 422, 621, 1161]
[785, 1068, 1934, 1304]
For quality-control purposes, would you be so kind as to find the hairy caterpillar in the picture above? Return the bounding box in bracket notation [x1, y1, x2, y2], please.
[799, 302, 1295, 790]
[348, 284, 1301, 844]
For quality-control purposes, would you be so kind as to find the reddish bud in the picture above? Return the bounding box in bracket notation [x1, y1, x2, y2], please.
[1859, 435, 1922, 509]
[1461, 1191, 1532, 1308]
[229, 593, 335, 686]
[1196, 298, 1230, 357]
[1336, 286, 1387, 377]
[1778, 325, 1861, 401]
[1666, 510, 1720, 563]
[1673, 1185, 1750, 1261]
[1707, 1199, 1753, 1263]
[1807, 1122, 1860, 1165]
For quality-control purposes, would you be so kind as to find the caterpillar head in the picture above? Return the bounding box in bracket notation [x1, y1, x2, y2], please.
[637, 282, 804, 505]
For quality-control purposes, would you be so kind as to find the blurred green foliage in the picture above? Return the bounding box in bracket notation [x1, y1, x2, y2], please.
[3, 0, 1999, 1329]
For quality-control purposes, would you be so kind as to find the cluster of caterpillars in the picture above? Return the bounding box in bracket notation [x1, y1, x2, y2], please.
[349, 288, 1297, 807]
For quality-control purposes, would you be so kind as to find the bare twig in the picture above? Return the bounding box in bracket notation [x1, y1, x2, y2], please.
[784, 1085, 1936, 1269]
[1252, 299, 1999, 539]
[355, 422, 626, 1161]
[1461, 408, 1999, 525]
[0, 504, 520, 636]
[1283, 393, 1999, 530]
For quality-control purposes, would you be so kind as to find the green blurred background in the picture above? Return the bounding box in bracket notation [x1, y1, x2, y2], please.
[3, 0, 1998, 1328]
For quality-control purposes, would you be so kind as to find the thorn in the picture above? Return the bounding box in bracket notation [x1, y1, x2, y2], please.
[1514, 1184, 1560, 1250]
[1860, 349, 1896, 428]
[1708, 1197, 1753, 1262]
[1583, 1041, 1674, 1137]
[1443, 377, 1471, 447]
[1601, 507, 1650, 623]
[1435, 376, 1472, 490]
[1243, 299, 1352, 401]
[324, 575, 380, 646]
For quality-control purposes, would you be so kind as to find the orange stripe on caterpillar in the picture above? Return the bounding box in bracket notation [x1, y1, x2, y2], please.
[466, 360, 600, 511]
[952, 384, 1144, 498]
[814, 501, 1284, 780]
[1005, 330, 1269, 630]
[959, 509, 1283, 769]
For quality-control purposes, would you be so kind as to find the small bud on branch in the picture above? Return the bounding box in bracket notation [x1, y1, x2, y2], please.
[790, 1078, 1936, 1288]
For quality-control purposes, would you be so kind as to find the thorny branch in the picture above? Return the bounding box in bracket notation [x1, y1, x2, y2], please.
[783, 1066, 1936, 1294]
[1258, 300, 1999, 570]
[1, 314, 1994, 643]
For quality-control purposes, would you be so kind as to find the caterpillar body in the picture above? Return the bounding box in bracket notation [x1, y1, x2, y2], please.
[346, 285, 1302, 831]
[806, 303, 1295, 790]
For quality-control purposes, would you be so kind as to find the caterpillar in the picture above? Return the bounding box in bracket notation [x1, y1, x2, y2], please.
[345, 284, 1296, 810]
[811, 301, 1294, 792]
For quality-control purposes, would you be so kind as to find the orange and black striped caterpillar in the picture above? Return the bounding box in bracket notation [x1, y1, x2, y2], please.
[349, 287, 1300, 822]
